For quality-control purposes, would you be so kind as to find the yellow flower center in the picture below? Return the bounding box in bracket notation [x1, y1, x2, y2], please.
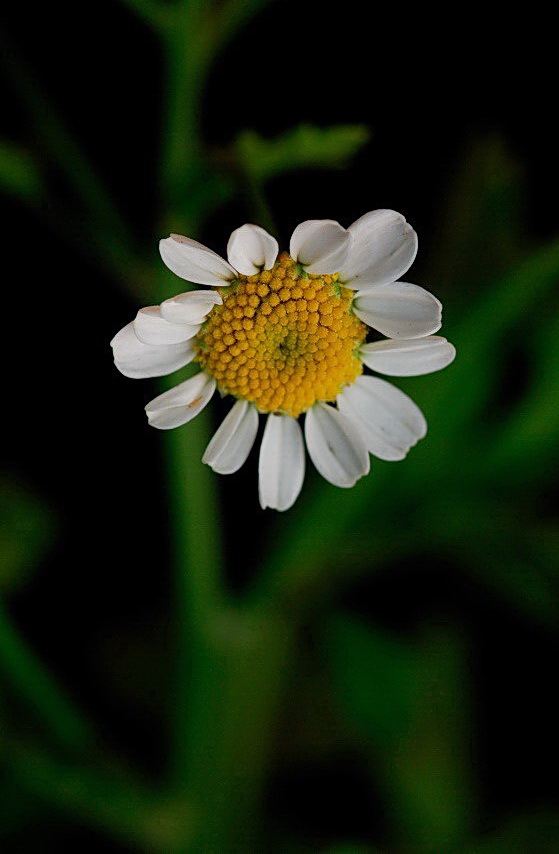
[196, 253, 366, 417]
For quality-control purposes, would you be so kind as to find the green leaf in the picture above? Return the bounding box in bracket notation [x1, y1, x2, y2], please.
[0, 476, 57, 593]
[325, 614, 417, 747]
[0, 140, 44, 203]
[7, 744, 192, 852]
[327, 616, 474, 850]
[235, 124, 370, 183]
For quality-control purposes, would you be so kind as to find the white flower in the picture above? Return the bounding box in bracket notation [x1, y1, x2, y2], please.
[111, 212, 456, 510]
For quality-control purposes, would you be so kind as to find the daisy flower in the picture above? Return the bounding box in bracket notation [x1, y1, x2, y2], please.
[111, 211, 455, 511]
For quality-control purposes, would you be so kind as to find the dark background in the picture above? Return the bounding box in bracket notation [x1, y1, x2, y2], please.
[1, 2, 558, 851]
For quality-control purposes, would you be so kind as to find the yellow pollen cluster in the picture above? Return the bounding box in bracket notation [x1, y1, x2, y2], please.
[196, 253, 366, 418]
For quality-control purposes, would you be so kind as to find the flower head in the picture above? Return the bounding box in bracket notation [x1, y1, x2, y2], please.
[111, 212, 455, 511]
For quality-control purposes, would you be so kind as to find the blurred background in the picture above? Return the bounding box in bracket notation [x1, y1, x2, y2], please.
[1, 1, 558, 851]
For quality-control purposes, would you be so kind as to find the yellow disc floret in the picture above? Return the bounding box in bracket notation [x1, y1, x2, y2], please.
[196, 253, 366, 418]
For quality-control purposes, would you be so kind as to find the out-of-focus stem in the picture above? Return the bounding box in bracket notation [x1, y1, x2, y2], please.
[0, 600, 93, 752]
[177, 606, 295, 852]
[156, 2, 293, 849]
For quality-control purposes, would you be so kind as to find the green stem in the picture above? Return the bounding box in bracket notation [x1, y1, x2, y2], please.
[160, 407, 225, 790]
[0, 599, 93, 752]
[180, 606, 295, 852]
[154, 3, 297, 848]
[159, 3, 211, 231]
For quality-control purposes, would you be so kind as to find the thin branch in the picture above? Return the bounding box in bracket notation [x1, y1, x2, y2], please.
[0, 27, 133, 251]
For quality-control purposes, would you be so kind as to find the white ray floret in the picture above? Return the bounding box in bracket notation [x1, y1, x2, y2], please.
[145, 372, 216, 430]
[290, 219, 351, 275]
[203, 399, 259, 475]
[352, 282, 442, 339]
[339, 209, 418, 291]
[160, 290, 222, 325]
[159, 234, 237, 286]
[337, 375, 427, 462]
[133, 306, 201, 346]
[111, 323, 197, 379]
[360, 336, 456, 376]
[227, 224, 279, 276]
[305, 403, 370, 488]
[259, 414, 306, 512]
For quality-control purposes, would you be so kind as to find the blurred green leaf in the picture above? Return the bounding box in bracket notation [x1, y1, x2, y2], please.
[235, 124, 370, 183]
[486, 311, 559, 478]
[415, 495, 558, 631]
[0, 139, 44, 203]
[7, 744, 192, 853]
[0, 475, 57, 593]
[327, 617, 473, 852]
[326, 614, 417, 747]
[385, 623, 474, 851]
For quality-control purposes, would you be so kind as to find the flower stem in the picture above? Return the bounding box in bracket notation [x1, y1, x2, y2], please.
[154, 2, 295, 847]
[178, 606, 295, 851]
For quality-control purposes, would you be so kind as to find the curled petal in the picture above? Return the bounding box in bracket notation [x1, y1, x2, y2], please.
[159, 234, 236, 286]
[203, 399, 259, 474]
[352, 282, 442, 339]
[134, 306, 200, 346]
[145, 372, 216, 430]
[305, 403, 369, 488]
[227, 224, 279, 275]
[259, 414, 305, 511]
[160, 289, 222, 325]
[110, 322, 196, 379]
[340, 209, 418, 289]
[290, 219, 351, 274]
[337, 375, 426, 461]
[360, 336, 456, 376]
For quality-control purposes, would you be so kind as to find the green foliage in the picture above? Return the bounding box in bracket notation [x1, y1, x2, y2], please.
[0, 140, 43, 204]
[0, 476, 56, 593]
[235, 124, 370, 183]
[326, 614, 417, 747]
[326, 616, 473, 850]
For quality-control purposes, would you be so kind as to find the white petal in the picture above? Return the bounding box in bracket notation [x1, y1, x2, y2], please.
[202, 399, 259, 475]
[340, 209, 418, 289]
[337, 375, 427, 461]
[360, 336, 456, 376]
[110, 322, 196, 379]
[145, 372, 216, 430]
[258, 414, 305, 511]
[159, 234, 236, 286]
[289, 219, 351, 275]
[226, 224, 279, 276]
[353, 282, 442, 339]
[160, 289, 222, 324]
[305, 403, 370, 488]
[133, 306, 200, 346]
